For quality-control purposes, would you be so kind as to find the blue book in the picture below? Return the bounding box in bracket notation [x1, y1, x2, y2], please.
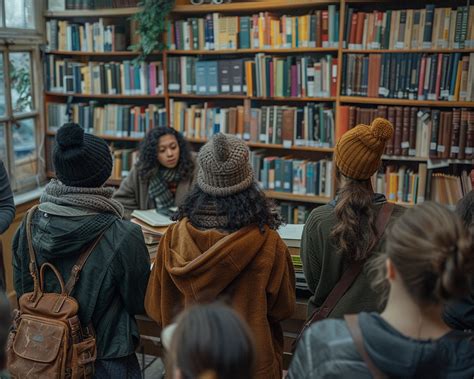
[195, 61, 208, 94]
[239, 16, 251, 49]
[207, 61, 219, 95]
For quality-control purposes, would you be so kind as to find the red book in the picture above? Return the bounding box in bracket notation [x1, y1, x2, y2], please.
[349, 13, 358, 46]
[338, 105, 350, 142]
[418, 55, 427, 99]
[355, 12, 366, 47]
[330, 58, 338, 96]
[434, 53, 443, 100]
[321, 11, 329, 46]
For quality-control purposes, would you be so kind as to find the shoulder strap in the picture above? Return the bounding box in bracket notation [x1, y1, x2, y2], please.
[306, 202, 394, 324]
[64, 229, 107, 295]
[344, 314, 389, 379]
[25, 205, 40, 293]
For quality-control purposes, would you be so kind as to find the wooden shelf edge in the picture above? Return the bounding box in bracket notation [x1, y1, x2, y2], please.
[45, 91, 165, 99]
[47, 50, 147, 56]
[342, 48, 474, 54]
[169, 93, 336, 102]
[382, 155, 474, 164]
[172, 0, 339, 14]
[47, 130, 143, 142]
[339, 96, 474, 107]
[167, 47, 339, 55]
[264, 190, 331, 204]
[45, 7, 141, 17]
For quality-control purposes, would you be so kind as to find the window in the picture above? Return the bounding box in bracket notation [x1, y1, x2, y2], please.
[0, 0, 43, 193]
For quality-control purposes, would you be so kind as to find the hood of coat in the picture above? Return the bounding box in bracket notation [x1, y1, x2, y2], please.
[359, 312, 474, 377]
[161, 218, 270, 299]
[30, 210, 116, 261]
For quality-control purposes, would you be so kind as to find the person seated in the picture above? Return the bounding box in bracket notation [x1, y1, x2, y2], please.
[443, 190, 474, 331]
[164, 303, 255, 379]
[12, 123, 150, 378]
[113, 127, 197, 219]
[145, 133, 295, 379]
[288, 202, 474, 378]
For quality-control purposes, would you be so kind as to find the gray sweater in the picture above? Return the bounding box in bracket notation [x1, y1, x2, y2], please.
[0, 160, 15, 234]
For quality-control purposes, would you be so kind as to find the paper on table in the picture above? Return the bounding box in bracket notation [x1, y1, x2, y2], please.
[131, 209, 175, 227]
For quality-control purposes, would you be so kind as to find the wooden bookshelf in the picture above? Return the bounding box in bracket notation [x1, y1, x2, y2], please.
[47, 50, 148, 57]
[46, 130, 144, 142]
[167, 48, 339, 55]
[339, 96, 474, 108]
[169, 93, 336, 102]
[45, 7, 141, 18]
[342, 48, 474, 54]
[264, 191, 331, 204]
[45, 92, 165, 100]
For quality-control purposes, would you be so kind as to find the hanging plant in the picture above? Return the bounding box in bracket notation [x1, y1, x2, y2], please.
[130, 0, 176, 61]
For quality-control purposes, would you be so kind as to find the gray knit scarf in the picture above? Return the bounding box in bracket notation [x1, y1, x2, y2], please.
[148, 168, 181, 210]
[40, 179, 124, 218]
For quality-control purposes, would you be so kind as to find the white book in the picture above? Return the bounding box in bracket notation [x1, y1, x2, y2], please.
[131, 209, 176, 227]
[48, 0, 65, 11]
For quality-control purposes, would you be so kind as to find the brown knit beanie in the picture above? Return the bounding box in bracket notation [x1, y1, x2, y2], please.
[334, 118, 394, 180]
[197, 133, 254, 196]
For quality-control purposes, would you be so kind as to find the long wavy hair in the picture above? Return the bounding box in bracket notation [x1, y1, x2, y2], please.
[330, 168, 378, 261]
[136, 127, 194, 181]
[173, 183, 282, 233]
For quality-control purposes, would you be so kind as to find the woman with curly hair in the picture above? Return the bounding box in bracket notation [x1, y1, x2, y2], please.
[113, 127, 196, 219]
[145, 133, 295, 379]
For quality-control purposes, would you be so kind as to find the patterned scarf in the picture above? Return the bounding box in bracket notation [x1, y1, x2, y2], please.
[40, 179, 124, 218]
[148, 168, 181, 210]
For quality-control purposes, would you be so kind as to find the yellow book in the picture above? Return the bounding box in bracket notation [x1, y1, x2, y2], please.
[442, 8, 451, 48]
[195, 109, 201, 139]
[258, 13, 265, 49]
[388, 172, 398, 202]
[80, 66, 90, 94]
[198, 18, 205, 50]
[245, 61, 254, 96]
[298, 16, 304, 47]
[227, 16, 238, 50]
[218, 17, 228, 50]
[270, 19, 277, 48]
[454, 61, 463, 101]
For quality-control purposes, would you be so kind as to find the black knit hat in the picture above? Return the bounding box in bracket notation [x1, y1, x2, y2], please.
[53, 123, 112, 188]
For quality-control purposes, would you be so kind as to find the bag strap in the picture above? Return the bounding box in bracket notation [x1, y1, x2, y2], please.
[305, 202, 394, 325]
[344, 314, 389, 379]
[64, 229, 106, 295]
[25, 205, 40, 295]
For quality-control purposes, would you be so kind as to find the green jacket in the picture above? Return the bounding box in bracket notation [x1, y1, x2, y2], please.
[12, 209, 150, 359]
[301, 195, 405, 318]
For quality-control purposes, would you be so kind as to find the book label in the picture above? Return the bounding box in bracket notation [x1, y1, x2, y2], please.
[430, 142, 437, 150]
[283, 140, 292, 148]
[395, 42, 404, 49]
[437, 145, 445, 153]
[451, 146, 460, 154]
[427, 159, 449, 169]
[401, 141, 410, 148]
[408, 149, 416, 156]
[379, 88, 389, 97]
[243, 133, 250, 140]
[232, 85, 242, 92]
[441, 90, 449, 98]
[466, 147, 473, 154]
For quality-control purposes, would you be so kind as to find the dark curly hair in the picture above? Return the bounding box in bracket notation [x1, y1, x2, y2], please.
[173, 183, 282, 233]
[137, 127, 194, 180]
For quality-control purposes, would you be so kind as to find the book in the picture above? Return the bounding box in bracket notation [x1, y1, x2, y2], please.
[131, 209, 175, 227]
[278, 224, 304, 248]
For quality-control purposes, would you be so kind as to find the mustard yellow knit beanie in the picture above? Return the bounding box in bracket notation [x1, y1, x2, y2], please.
[334, 118, 394, 180]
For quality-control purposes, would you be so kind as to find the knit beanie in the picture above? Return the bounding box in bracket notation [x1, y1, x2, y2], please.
[53, 123, 113, 188]
[197, 133, 254, 196]
[334, 118, 394, 180]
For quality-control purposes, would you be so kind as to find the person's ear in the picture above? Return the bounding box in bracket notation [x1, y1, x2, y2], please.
[385, 257, 396, 281]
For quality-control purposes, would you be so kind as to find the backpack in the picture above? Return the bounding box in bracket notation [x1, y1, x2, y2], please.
[7, 205, 103, 379]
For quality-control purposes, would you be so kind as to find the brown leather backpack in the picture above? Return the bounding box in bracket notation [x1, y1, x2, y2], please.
[7, 205, 103, 379]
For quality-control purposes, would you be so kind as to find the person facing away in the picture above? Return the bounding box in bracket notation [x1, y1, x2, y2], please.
[113, 126, 197, 219]
[301, 118, 406, 318]
[12, 123, 150, 378]
[145, 133, 296, 379]
[165, 303, 255, 379]
[443, 190, 474, 331]
[288, 202, 474, 378]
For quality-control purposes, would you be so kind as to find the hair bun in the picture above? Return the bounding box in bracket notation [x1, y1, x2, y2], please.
[56, 123, 84, 149]
[370, 118, 394, 142]
[213, 133, 230, 162]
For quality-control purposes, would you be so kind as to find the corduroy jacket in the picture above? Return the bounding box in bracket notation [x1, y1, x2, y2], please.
[145, 219, 296, 379]
[301, 195, 405, 318]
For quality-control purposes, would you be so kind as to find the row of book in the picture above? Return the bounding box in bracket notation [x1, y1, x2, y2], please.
[111, 148, 138, 180]
[167, 55, 337, 98]
[341, 53, 474, 101]
[374, 165, 472, 207]
[251, 154, 334, 198]
[48, 102, 167, 137]
[277, 203, 312, 225]
[344, 5, 474, 50]
[45, 57, 165, 95]
[48, 0, 138, 10]
[170, 101, 335, 147]
[167, 8, 340, 51]
[46, 19, 127, 52]
[339, 106, 474, 160]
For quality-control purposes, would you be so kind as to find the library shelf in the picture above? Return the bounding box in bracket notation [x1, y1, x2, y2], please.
[172, 0, 339, 14]
[382, 155, 473, 164]
[263, 191, 331, 204]
[167, 47, 339, 55]
[46, 130, 143, 142]
[47, 50, 152, 57]
[339, 96, 474, 108]
[45, 92, 165, 100]
[169, 94, 337, 102]
[186, 138, 334, 153]
[45, 7, 141, 18]
[342, 48, 474, 54]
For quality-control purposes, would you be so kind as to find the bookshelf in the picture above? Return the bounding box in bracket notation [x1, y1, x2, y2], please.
[43, 0, 474, 220]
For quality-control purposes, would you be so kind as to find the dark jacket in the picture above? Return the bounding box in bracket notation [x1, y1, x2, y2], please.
[301, 195, 405, 317]
[0, 160, 15, 234]
[288, 312, 474, 379]
[12, 209, 150, 359]
[444, 278, 474, 331]
[113, 158, 197, 220]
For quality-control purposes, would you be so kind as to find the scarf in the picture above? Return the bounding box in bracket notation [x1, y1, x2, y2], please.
[40, 179, 124, 218]
[148, 168, 181, 210]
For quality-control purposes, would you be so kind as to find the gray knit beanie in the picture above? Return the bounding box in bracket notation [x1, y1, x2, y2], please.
[197, 133, 254, 196]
